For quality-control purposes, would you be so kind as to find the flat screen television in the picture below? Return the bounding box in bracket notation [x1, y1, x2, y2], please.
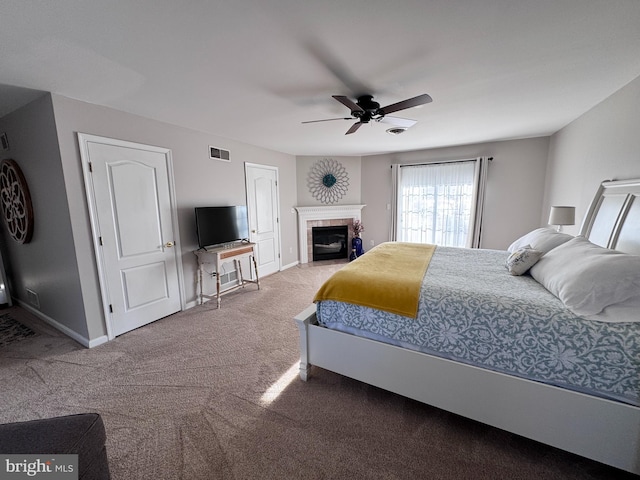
[195, 205, 249, 249]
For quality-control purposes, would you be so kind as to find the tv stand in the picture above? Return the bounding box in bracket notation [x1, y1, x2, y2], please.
[194, 243, 260, 308]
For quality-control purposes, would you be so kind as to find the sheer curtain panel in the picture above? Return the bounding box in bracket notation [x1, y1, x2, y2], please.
[393, 158, 489, 248]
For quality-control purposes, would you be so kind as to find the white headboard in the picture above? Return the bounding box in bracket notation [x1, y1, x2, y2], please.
[579, 178, 640, 255]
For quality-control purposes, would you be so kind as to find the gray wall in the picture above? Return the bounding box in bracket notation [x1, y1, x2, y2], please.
[0, 94, 90, 339]
[544, 75, 640, 235]
[296, 156, 362, 206]
[360, 137, 551, 250]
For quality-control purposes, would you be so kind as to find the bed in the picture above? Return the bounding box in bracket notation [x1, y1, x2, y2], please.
[294, 178, 640, 474]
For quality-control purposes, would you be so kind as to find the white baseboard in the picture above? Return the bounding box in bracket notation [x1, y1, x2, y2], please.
[281, 261, 299, 271]
[88, 334, 109, 348]
[14, 299, 108, 348]
[185, 299, 199, 309]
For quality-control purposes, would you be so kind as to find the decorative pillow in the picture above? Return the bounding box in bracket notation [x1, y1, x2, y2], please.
[505, 245, 544, 275]
[529, 236, 640, 318]
[507, 227, 573, 254]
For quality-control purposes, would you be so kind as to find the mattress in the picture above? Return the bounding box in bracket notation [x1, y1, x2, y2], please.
[316, 246, 640, 406]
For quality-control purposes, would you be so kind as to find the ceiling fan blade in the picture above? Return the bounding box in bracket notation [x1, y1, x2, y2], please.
[333, 95, 364, 113]
[379, 93, 432, 115]
[305, 41, 371, 96]
[302, 117, 352, 124]
[379, 116, 417, 128]
[345, 122, 363, 135]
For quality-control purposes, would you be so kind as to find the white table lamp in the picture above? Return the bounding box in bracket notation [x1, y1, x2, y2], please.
[548, 206, 575, 232]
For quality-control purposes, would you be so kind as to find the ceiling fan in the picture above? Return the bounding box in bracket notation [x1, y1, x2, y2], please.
[303, 93, 433, 135]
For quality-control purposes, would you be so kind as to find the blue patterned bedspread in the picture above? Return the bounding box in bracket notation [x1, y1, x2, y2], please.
[317, 246, 640, 406]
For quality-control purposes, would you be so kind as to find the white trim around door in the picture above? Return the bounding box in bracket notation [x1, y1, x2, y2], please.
[244, 162, 282, 277]
[78, 133, 186, 340]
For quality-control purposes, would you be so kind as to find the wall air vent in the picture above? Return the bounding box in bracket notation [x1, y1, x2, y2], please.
[209, 146, 231, 162]
[26, 288, 40, 309]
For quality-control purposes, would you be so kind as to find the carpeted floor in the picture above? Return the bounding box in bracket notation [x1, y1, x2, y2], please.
[0, 262, 636, 480]
[0, 312, 37, 347]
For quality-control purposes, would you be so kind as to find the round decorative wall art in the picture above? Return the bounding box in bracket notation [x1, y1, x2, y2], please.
[307, 158, 349, 204]
[0, 159, 34, 244]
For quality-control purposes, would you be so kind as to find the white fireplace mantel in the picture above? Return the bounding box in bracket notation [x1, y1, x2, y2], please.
[295, 204, 366, 263]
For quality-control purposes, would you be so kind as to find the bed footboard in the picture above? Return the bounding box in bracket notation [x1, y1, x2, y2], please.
[294, 304, 316, 381]
[293, 303, 640, 474]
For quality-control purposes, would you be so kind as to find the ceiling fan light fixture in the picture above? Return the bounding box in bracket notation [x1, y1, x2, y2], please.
[304, 93, 431, 135]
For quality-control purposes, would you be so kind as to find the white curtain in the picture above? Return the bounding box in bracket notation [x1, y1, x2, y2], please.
[393, 158, 489, 248]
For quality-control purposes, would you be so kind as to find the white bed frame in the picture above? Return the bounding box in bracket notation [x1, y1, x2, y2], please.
[295, 178, 640, 474]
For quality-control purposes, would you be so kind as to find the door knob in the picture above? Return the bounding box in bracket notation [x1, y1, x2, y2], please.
[251, 230, 256, 233]
[165, 241, 174, 247]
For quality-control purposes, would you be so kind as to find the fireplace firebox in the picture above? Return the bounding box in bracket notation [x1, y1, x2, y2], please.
[312, 225, 348, 261]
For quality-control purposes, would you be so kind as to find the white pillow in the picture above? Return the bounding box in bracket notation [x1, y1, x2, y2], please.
[582, 296, 640, 323]
[505, 245, 544, 275]
[508, 227, 573, 254]
[529, 236, 640, 318]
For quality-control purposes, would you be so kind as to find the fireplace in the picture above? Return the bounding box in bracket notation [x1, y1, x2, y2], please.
[312, 225, 348, 261]
[294, 205, 365, 264]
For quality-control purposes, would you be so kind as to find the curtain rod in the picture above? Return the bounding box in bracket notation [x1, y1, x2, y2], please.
[392, 157, 493, 168]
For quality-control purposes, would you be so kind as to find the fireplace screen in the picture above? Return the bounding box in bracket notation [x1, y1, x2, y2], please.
[312, 225, 348, 261]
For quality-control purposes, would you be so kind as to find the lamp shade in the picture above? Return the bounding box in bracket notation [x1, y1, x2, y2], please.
[548, 206, 575, 226]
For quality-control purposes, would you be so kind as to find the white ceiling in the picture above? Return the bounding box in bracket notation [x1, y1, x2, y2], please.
[1, 1, 640, 157]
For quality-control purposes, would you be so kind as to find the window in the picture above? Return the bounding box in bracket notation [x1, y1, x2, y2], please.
[392, 158, 489, 248]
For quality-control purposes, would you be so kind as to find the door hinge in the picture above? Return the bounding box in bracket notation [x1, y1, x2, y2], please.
[109, 304, 113, 313]
[88, 162, 93, 172]
[99, 236, 103, 246]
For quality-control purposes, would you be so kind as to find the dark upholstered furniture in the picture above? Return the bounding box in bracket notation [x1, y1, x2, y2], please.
[0, 413, 110, 480]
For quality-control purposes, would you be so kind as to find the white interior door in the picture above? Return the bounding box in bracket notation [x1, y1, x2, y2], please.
[245, 163, 281, 277]
[79, 134, 183, 337]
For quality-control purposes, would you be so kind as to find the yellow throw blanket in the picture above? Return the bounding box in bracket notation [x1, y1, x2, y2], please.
[313, 242, 436, 318]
